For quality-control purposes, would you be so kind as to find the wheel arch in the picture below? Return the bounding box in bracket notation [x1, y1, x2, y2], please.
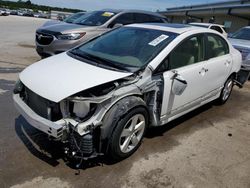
[99, 95, 149, 153]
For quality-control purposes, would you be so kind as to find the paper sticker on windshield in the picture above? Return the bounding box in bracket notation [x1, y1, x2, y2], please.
[102, 12, 114, 17]
[149, 35, 169, 46]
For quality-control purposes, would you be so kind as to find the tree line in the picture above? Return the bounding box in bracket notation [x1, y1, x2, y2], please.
[0, 0, 84, 13]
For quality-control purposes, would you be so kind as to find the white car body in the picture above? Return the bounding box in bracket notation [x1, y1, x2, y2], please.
[189, 22, 228, 38]
[14, 23, 244, 161]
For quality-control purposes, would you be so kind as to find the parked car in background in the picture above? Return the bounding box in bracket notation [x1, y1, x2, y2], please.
[228, 26, 250, 62]
[23, 11, 34, 17]
[14, 24, 247, 163]
[35, 9, 168, 58]
[10, 10, 18, 15]
[42, 12, 85, 27]
[0, 8, 9, 16]
[17, 10, 24, 16]
[189, 22, 228, 38]
[64, 12, 85, 23]
[34, 13, 48, 19]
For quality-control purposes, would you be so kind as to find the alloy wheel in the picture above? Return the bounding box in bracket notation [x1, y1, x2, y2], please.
[119, 114, 145, 153]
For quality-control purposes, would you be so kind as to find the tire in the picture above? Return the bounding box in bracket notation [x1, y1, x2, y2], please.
[108, 107, 148, 161]
[102, 96, 148, 162]
[217, 76, 234, 105]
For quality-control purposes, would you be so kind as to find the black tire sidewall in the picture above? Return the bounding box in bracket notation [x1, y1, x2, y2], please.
[109, 107, 148, 161]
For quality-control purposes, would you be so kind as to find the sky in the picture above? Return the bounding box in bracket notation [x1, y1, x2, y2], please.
[16, 0, 235, 11]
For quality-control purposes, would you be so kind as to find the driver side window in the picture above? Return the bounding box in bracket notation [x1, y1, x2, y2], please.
[169, 35, 205, 69]
[154, 34, 205, 73]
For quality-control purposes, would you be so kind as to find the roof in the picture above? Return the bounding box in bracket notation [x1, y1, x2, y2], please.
[127, 23, 205, 34]
[189, 22, 224, 27]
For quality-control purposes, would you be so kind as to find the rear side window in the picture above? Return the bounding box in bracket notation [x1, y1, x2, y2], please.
[109, 13, 134, 27]
[206, 34, 229, 59]
[148, 16, 165, 23]
[210, 26, 223, 34]
[134, 13, 164, 23]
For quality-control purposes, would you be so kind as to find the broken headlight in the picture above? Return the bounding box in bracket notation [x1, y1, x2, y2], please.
[68, 99, 97, 121]
[73, 101, 90, 119]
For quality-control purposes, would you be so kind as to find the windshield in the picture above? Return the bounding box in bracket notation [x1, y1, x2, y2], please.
[64, 12, 85, 23]
[69, 27, 178, 72]
[231, 28, 250, 41]
[73, 11, 116, 26]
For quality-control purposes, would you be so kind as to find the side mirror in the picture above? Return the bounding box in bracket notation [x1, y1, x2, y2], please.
[113, 23, 123, 28]
[172, 74, 187, 95]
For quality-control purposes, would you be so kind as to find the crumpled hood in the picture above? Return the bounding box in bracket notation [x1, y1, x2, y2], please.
[20, 53, 132, 102]
[228, 38, 250, 49]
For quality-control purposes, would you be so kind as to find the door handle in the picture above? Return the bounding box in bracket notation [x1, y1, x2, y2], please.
[225, 60, 231, 66]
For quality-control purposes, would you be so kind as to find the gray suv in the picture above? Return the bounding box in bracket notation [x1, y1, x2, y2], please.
[228, 26, 250, 62]
[35, 9, 167, 58]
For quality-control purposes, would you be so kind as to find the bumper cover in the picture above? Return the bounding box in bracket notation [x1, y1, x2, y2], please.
[13, 94, 65, 138]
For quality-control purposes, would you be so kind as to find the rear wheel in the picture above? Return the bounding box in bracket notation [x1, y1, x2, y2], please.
[217, 76, 234, 105]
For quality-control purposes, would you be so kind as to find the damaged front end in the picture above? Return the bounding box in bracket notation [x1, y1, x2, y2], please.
[62, 69, 161, 161]
[14, 66, 164, 163]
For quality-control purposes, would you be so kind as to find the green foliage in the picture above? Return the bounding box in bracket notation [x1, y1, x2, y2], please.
[0, 0, 83, 13]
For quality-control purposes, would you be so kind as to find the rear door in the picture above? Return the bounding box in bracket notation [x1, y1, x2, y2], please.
[202, 33, 232, 94]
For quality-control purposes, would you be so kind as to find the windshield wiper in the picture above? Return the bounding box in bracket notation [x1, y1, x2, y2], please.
[69, 49, 130, 72]
[85, 53, 131, 72]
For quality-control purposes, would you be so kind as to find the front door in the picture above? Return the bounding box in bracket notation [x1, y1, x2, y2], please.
[160, 34, 208, 117]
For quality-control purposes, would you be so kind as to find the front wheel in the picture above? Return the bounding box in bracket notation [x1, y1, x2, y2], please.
[217, 76, 234, 105]
[108, 107, 148, 161]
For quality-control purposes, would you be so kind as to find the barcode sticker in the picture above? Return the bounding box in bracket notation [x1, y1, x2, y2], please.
[149, 35, 169, 46]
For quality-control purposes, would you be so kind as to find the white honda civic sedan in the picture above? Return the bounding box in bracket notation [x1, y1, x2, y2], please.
[13, 23, 246, 162]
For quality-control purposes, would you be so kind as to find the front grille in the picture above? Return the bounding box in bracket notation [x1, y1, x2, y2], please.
[22, 87, 62, 121]
[36, 32, 54, 45]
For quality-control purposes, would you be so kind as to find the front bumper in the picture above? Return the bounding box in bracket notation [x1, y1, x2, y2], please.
[35, 38, 84, 57]
[13, 94, 65, 138]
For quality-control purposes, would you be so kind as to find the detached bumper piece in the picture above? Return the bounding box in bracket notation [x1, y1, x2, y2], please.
[235, 60, 250, 88]
[13, 94, 65, 138]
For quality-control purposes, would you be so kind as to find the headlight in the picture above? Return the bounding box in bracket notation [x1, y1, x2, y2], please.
[13, 79, 24, 94]
[56, 32, 86, 40]
[73, 102, 90, 119]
